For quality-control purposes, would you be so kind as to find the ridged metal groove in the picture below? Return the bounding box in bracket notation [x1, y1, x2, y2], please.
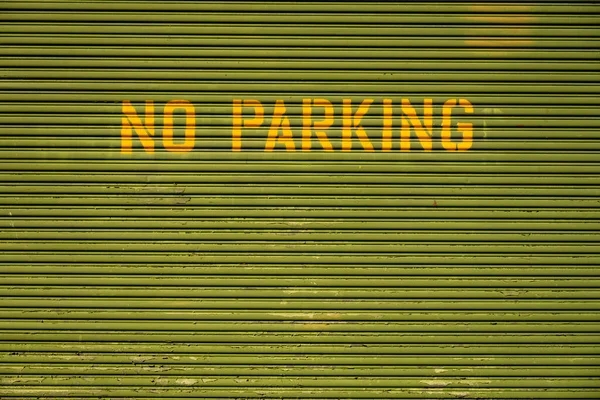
[0, 1, 599, 399]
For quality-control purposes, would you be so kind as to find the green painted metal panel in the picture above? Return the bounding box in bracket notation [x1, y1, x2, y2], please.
[0, 1, 599, 399]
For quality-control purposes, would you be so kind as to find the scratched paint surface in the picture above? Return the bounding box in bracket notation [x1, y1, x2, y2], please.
[0, 1, 600, 399]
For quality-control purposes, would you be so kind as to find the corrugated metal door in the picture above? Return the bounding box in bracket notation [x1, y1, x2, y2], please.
[1, 1, 599, 399]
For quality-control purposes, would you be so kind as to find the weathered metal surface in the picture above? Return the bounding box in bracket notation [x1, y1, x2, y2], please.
[1, 0, 599, 399]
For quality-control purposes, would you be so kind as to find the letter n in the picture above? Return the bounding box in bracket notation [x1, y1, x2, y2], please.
[121, 100, 155, 154]
[401, 99, 433, 151]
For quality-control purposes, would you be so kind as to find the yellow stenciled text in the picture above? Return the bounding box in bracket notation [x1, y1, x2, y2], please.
[121, 98, 474, 153]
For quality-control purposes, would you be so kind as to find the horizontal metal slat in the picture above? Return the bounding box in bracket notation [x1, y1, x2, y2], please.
[3, 173, 600, 185]
[2, 331, 599, 344]
[4, 141, 600, 152]
[3, 24, 598, 38]
[6, 151, 600, 162]
[2, 81, 599, 94]
[1, 320, 599, 333]
[2, 104, 600, 117]
[3, 375, 600, 388]
[1, 386, 599, 399]
[3, 350, 598, 364]
[3, 219, 599, 231]
[1, 116, 598, 126]
[1, 363, 597, 377]
[3, 59, 599, 71]
[2, 196, 600, 209]
[2, 342, 599, 355]
[3, 36, 600, 49]
[2, 254, 598, 266]
[4, 69, 600, 82]
[1, 285, 598, 299]
[3, 2, 600, 13]
[2, 274, 600, 287]
[3, 197, 600, 209]
[0, 264, 597, 277]
[4, 1, 600, 11]
[1, 241, 599, 254]
[3, 12, 600, 25]
[1, 309, 599, 322]
[3, 161, 600, 173]
[3, 92, 599, 105]
[5, 47, 598, 61]
[1, 230, 599, 242]
[2, 185, 600, 196]
[4, 206, 600, 218]
[0, 298, 600, 310]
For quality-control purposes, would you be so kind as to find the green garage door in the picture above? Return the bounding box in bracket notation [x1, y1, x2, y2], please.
[1, 1, 599, 399]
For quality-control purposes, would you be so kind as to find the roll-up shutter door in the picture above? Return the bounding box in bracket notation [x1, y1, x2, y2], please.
[1, 1, 599, 399]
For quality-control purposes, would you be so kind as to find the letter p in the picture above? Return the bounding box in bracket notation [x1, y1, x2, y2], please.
[232, 99, 264, 151]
